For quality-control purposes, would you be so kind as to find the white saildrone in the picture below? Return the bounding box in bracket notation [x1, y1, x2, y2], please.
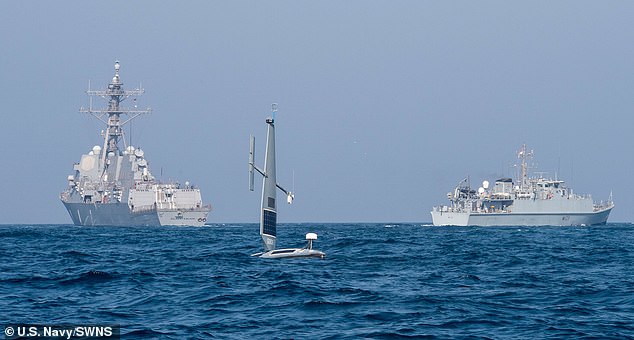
[249, 104, 325, 259]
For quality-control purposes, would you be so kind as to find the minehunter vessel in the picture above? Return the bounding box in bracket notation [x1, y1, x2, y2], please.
[60, 61, 211, 226]
[431, 145, 613, 226]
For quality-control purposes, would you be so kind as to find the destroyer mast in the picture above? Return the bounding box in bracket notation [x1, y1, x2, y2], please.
[80, 61, 151, 169]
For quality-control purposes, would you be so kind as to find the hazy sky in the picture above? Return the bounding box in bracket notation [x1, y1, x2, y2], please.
[1, 1, 633, 224]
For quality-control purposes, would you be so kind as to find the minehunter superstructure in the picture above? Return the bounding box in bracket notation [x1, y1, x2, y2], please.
[431, 144, 613, 226]
[60, 61, 211, 226]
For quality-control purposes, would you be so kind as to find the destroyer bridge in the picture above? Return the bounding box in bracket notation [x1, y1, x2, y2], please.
[431, 144, 613, 226]
[60, 61, 212, 226]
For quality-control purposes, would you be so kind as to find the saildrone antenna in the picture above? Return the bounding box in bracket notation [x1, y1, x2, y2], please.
[271, 103, 278, 122]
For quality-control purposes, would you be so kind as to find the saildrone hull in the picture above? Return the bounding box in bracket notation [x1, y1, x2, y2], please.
[254, 248, 326, 259]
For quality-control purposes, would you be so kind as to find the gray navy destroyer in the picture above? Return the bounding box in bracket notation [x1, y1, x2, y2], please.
[431, 145, 613, 226]
[60, 62, 211, 226]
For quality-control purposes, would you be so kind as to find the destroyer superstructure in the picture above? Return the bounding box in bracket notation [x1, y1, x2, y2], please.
[431, 145, 613, 226]
[60, 61, 211, 226]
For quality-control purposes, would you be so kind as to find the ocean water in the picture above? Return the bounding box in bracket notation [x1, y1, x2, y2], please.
[1, 223, 633, 339]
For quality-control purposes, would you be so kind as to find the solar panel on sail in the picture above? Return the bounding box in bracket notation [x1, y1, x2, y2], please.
[262, 209, 276, 237]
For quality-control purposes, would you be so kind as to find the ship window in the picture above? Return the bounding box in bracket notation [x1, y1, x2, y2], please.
[268, 197, 276, 209]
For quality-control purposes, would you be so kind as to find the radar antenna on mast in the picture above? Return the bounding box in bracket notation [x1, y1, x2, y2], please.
[79, 61, 152, 165]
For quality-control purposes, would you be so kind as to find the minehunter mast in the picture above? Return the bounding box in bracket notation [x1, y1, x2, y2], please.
[517, 144, 534, 189]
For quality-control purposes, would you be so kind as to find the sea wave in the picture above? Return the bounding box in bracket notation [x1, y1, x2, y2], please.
[1, 223, 633, 338]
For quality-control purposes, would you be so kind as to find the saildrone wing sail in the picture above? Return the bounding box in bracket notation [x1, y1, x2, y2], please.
[260, 118, 277, 251]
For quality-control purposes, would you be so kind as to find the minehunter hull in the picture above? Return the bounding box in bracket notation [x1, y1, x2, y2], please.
[63, 202, 209, 227]
[431, 206, 612, 226]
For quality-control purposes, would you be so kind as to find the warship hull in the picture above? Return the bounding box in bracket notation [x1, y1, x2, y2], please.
[431, 206, 612, 226]
[63, 202, 209, 227]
